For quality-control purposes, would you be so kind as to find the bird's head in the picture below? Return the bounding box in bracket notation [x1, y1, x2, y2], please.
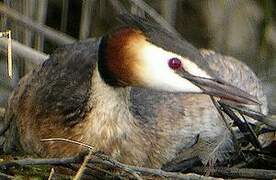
[98, 15, 259, 104]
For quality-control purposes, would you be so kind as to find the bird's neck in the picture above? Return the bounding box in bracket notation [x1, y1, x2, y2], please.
[90, 64, 131, 111]
[84, 65, 167, 167]
[85, 65, 137, 152]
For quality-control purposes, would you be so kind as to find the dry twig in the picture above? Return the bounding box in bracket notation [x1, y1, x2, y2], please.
[0, 154, 214, 180]
[0, 132, 274, 179]
[210, 97, 240, 150]
[0, 2, 76, 45]
[0, 172, 14, 179]
[219, 101, 276, 129]
[192, 166, 276, 179]
[60, 0, 69, 32]
[47, 168, 55, 180]
[40, 138, 211, 179]
[73, 150, 93, 180]
[35, 0, 48, 51]
[0, 30, 12, 77]
[0, 37, 48, 64]
[41, 138, 96, 150]
[42, 138, 141, 180]
[79, 0, 96, 40]
[0, 155, 84, 169]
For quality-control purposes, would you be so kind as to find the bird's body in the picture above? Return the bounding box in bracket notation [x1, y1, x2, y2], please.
[3, 16, 269, 168]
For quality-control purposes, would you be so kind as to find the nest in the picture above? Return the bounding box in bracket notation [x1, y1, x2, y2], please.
[0, 104, 275, 179]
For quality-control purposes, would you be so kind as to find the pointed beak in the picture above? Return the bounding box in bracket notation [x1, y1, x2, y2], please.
[180, 72, 260, 105]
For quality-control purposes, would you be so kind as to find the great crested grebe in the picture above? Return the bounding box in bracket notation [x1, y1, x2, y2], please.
[3, 15, 268, 168]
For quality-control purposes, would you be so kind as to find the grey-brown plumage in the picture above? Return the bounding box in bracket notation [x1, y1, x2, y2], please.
[2, 15, 269, 169]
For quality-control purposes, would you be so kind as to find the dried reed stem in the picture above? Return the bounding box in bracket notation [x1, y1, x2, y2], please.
[0, 2, 76, 45]
[0, 30, 12, 77]
[79, 0, 96, 40]
[0, 37, 48, 64]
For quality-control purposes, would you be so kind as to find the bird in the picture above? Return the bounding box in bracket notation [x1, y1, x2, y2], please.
[2, 15, 270, 169]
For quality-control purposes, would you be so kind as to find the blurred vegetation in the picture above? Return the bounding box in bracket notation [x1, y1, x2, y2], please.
[0, 0, 276, 111]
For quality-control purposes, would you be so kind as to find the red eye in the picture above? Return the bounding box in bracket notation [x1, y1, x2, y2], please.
[168, 58, 182, 70]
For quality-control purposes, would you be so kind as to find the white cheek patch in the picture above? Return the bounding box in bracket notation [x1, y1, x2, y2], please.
[181, 58, 211, 78]
[138, 42, 204, 93]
